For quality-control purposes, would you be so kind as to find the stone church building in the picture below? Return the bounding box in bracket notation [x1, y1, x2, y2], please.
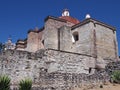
[16, 9, 118, 62]
[0, 10, 119, 87]
[6, 9, 117, 75]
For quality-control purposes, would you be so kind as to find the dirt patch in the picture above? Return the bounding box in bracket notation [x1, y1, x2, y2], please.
[73, 83, 120, 90]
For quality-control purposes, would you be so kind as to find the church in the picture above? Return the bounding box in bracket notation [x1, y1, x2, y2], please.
[16, 9, 118, 62]
[0, 10, 119, 89]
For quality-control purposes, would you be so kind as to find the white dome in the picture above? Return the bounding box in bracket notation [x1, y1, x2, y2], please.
[85, 14, 91, 19]
[62, 9, 70, 16]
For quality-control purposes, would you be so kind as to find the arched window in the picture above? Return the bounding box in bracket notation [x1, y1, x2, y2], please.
[72, 32, 79, 42]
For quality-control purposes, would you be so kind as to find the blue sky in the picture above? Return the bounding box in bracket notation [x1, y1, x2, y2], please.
[0, 0, 120, 55]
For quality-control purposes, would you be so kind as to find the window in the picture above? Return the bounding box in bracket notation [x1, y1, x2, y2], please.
[42, 40, 44, 45]
[89, 68, 92, 74]
[74, 34, 78, 41]
[72, 32, 79, 42]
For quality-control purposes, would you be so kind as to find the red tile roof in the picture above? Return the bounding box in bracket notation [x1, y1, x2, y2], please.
[59, 16, 80, 24]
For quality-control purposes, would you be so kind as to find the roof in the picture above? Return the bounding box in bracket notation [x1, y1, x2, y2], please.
[45, 16, 80, 25]
[72, 18, 116, 31]
[59, 16, 80, 24]
[16, 39, 27, 45]
[45, 16, 67, 22]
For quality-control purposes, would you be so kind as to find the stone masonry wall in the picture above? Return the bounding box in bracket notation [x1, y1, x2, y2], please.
[0, 49, 119, 90]
[59, 26, 73, 52]
[44, 19, 65, 50]
[0, 49, 47, 84]
[95, 24, 118, 60]
[32, 61, 120, 90]
[46, 49, 95, 74]
[0, 49, 95, 84]
[71, 21, 118, 62]
[44, 18, 71, 50]
[26, 31, 39, 52]
[71, 22, 94, 56]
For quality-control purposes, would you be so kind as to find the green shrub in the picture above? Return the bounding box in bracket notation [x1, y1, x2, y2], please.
[19, 78, 32, 90]
[111, 70, 120, 84]
[0, 75, 11, 90]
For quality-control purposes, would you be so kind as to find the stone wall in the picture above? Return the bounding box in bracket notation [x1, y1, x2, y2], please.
[95, 24, 118, 60]
[71, 22, 94, 56]
[10, 71, 110, 90]
[31, 71, 109, 90]
[59, 26, 72, 51]
[71, 21, 118, 61]
[0, 49, 95, 84]
[33, 61, 120, 90]
[44, 18, 66, 50]
[38, 30, 44, 49]
[46, 49, 95, 74]
[0, 49, 47, 84]
[26, 31, 40, 52]
[0, 49, 119, 90]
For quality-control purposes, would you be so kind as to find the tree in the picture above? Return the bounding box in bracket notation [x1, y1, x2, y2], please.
[0, 42, 5, 52]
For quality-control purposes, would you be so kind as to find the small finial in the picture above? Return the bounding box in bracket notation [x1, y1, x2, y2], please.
[85, 14, 91, 19]
[62, 9, 70, 16]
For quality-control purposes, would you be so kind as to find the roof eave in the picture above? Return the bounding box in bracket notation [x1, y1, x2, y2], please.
[44, 16, 67, 23]
[72, 18, 116, 31]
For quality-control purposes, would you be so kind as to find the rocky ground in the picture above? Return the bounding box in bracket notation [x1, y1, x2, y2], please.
[73, 83, 120, 90]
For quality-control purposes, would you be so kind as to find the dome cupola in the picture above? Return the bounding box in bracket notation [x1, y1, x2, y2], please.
[62, 9, 70, 16]
[60, 9, 80, 24]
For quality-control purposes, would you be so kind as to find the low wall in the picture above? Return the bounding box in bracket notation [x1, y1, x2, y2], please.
[0, 49, 47, 84]
[9, 71, 109, 90]
[0, 49, 96, 84]
[0, 49, 118, 90]
[45, 49, 96, 74]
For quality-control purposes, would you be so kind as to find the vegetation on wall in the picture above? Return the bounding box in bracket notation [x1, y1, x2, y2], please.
[111, 70, 120, 84]
[19, 78, 32, 90]
[0, 75, 11, 90]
